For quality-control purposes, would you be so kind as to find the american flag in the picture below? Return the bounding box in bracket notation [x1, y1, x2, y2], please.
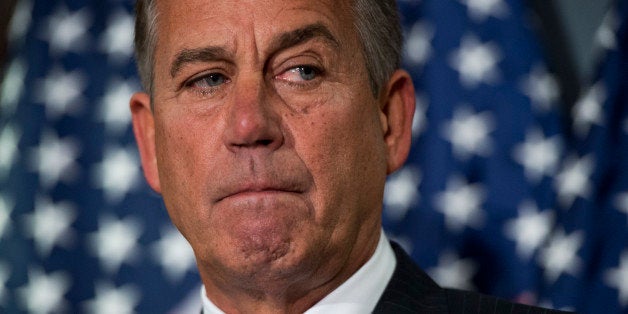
[383, 0, 628, 312]
[0, 0, 626, 313]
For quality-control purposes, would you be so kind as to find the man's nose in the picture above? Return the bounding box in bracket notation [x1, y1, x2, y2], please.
[221, 77, 284, 153]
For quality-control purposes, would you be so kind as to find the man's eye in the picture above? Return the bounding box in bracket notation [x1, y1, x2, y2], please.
[293, 66, 318, 81]
[188, 73, 228, 88]
[277, 66, 321, 82]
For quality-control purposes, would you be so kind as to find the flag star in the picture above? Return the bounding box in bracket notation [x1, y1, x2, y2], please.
[99, 78, 137, 135]
[17, 268, 71, 313]
[36, 67, 87, 119]
[42, 6, 91, 55]
[23, 196, 76, 257]
[0, 122, 21, 180]
[99, 10, 135, 63]
[384, 166, 421, 221]
[449, 34, 501, 88]
[554, 154, 595, 209]
[572, 82, 606, 138]
[0, 262, 8, 305]
[614, 192, 628, 222]
[605, 251, 628, 306]
[538, 229, 583, 283]
[29, 130, 81, 189]
[504, 201, 555, 259]
[83, 282, 140, 314]
[88, 215, 142, 274]
[412, 95, 428, 137]
[91, 146, 141, 203]
[0, 194, 13, 239]
[595, 9, 619, 50]
[595, 23, 616, 51]
[0, 58, 27, 115]
[151, 225, 197, 282]
[428, 251, 477, 290]
[404, 21, 433, 66]
[459, 0, 509, 22]
[442, 106, 495, 159]
[512, 129, 562, 183]
[434, 177, 486, 232]
[520, 65, 560, 112]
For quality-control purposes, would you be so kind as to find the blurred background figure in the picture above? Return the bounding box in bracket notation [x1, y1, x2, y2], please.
[0, 0, 626, 313]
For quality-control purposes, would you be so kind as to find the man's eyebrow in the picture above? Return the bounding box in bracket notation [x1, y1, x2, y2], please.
[170, 46, 231, 78]
[169, 24, 338, 78]
[268, 23, 340, 55]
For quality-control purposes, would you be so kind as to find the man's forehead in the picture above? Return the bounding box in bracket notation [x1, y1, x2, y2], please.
[153, 0, 357, 56]
[154, 0, 352, 23]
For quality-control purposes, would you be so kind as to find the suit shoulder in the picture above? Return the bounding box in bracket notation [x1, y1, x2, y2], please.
[375, 242, 573, 314]
[444, 288, 574, 314]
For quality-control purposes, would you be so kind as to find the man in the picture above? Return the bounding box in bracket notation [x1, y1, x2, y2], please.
[129, 0, 569, 312]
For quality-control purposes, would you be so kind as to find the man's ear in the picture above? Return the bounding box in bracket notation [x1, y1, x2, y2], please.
[130, 92, 162, 193]
[379, 69, 416, 175]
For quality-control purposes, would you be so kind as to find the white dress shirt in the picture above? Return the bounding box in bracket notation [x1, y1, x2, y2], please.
[201, 231, 397, 313]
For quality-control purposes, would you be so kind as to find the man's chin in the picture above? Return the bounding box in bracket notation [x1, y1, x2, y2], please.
[208, 198, 313, 263]
[202, 236, 319, 291]
[235, 231, 293, 265]
[234, 226, 321, 269]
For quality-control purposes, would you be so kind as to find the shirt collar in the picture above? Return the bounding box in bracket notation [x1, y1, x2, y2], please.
[201, 230, 396, 314]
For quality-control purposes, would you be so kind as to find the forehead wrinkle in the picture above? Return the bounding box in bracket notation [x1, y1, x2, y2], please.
[169, 46, 233, 78]
[266, 23, 341, 57]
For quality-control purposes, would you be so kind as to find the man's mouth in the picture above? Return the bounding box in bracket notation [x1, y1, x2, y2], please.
[215, 181, 305, 203]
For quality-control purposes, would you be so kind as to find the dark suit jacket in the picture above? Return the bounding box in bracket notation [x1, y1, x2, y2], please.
[373, 242, 571, 314]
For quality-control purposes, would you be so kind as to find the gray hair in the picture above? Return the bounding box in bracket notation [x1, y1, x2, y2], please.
[134, 0, 159, 95]
[352, 0, 403, 96]
[133, 0, 402, 97]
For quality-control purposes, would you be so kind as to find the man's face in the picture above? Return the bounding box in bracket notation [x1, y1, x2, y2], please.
[132, 0, 413, 294]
